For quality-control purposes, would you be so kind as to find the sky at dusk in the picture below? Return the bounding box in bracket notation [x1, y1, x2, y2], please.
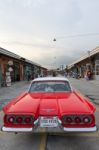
[0, 0, 99, 69]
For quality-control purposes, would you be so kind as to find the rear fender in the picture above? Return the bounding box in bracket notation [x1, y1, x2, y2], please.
[3, 92, 28, 113]
[74, 90, 96, 113]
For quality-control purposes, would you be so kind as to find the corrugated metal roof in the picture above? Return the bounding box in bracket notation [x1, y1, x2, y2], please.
[68, 46, 99, 69]
[0, 47, 21, 60]
[25, 59, 41, 67]
[0, 47, 42, 67]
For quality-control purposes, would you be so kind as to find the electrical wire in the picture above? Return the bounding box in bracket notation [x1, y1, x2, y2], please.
[53, 32, 99, 41]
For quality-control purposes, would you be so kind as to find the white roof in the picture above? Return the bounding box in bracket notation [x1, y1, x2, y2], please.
[33, 77, 69, 82]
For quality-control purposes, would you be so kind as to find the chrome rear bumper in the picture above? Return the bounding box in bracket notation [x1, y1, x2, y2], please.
[1, 126, 97, 132]
[1, 127, 32, 132]
[64, 126, 97, 132]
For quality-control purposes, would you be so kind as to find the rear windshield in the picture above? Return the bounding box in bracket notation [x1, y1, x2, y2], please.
[29, 81, 71, 92]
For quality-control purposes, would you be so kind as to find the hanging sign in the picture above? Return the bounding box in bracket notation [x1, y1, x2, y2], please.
[8, 60, 13, 66]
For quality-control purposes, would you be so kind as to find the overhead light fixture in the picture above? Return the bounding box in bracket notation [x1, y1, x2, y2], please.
[53, 38, 56, 41]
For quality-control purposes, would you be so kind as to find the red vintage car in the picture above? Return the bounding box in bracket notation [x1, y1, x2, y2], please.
[2, 77, 97, 132]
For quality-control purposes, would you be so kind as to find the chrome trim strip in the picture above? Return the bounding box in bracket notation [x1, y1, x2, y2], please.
[64, 126, 97, 132]
[34, 119, 39, 125]
[58, 119, 62, 124]
[2, 127, 32, 132]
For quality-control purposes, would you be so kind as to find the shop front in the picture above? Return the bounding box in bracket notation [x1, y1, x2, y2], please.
[95, 60, 99, 80]
[0, 65, 2, 86]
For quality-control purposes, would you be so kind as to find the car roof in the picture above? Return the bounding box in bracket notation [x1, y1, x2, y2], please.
[32, 77, 69, 82]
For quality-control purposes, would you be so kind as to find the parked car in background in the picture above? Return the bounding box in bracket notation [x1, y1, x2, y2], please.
[2, 77, 97, 133]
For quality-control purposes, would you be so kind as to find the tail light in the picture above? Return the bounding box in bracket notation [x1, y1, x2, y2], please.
[61, 115, 72, 124]
[61, 115, 93, 125]
[75, 117, 81, 123]
[24, 117, 31, 123]
[66, 117, 72, 123]
[16, 117, 23, 123]
[83, 117, 90, 123]
[8, 116, 15, 123]
[6, 115, 34, 124]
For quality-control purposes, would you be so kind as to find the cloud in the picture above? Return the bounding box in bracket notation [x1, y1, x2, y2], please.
[0, 0, 99, 69]
[31, 54, 77, 69]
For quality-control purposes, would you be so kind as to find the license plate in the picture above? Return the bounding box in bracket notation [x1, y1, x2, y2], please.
[40, 117, 58, 127]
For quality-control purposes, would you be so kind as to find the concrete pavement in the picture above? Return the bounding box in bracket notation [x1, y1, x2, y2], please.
[69, 78, 99, 105]
[0, 81, 30, 110]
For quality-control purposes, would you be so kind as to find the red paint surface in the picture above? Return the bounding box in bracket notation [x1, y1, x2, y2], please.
[3, 91, 96, 128]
